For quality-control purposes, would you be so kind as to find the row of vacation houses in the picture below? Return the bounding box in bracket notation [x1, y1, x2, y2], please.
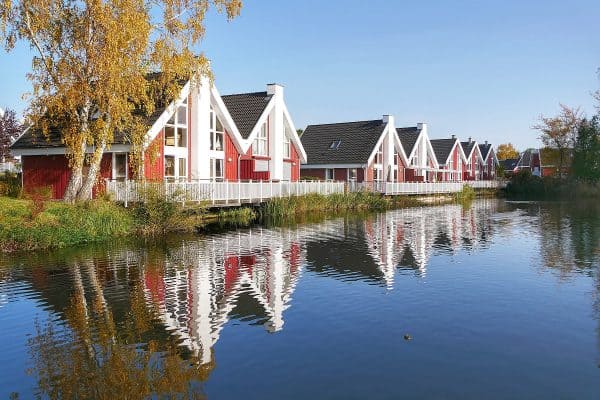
[10, 77, 499, 199]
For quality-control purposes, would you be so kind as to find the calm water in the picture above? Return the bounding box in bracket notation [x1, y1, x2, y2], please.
[1, 200, 599, 399]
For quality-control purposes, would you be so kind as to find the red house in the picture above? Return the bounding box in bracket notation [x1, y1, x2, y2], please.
[460, 138, 484, 181]
[430, 136, 467, 182]
[299, 115, 409, 186]
[478, 141, 498, 180]
[10, 77, 307, 199]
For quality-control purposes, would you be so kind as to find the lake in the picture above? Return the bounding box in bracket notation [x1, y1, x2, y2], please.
[1, 199, 599, 399]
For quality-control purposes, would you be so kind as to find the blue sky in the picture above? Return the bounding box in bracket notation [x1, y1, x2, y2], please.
[1, 0, 599, 149]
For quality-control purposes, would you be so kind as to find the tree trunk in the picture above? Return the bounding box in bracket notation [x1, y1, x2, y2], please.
[558, 148, 565, 179]
[77, 140, 107, 202]
[63, 140, 87, 203]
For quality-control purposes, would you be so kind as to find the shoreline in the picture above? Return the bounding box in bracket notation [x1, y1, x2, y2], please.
[0, 188, 491, 254]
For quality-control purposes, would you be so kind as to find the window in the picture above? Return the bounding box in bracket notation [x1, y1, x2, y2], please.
[114, 153, 127, 181]
[165, 156, 175, 177]
[165, 102, 188, 148]
[178, 158, 186, 179]
[283, 129, 291, 159]
[325, 168, 334, 180]
[374, 167, 383, 182]
[329, 140, 341, 150]
[210, 107, 224, 151]
[375, 145, 383, 164]
[348, 168, 357, 181]
[210, 158, 224, 180]
[253, 123, 268, 156]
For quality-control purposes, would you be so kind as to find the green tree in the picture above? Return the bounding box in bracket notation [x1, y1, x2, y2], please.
[1, 0, 242, 202]
[533, 104, 582, 178]
[572, 116, 600, 182]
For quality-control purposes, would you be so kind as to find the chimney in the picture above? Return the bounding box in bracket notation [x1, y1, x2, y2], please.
[468, 136, 473, 143]
[485, 140, 488, 145]
[417, 122, 427, 130]
[451, 134, 456, 140]
[382, 114, 394, 125]
[266, 83, 284, 97]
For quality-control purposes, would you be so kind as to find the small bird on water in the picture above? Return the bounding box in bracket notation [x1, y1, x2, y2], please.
[403, 334, 412, 341]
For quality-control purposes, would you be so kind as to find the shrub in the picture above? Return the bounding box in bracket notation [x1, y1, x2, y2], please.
[0, 172, 22, 198]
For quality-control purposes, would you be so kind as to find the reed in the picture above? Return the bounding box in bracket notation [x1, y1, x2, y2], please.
[260, 191, 388, 218]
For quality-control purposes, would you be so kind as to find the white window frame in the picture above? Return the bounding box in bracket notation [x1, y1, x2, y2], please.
[112, 153, 128, 181]
[253, 123, 268, 156]
[348, 168, 357, 181]
[210, 158, 224, 181]
[209, 107, 224, 152]
[283, 127, 291, 159]
[325, 168, 334, 181]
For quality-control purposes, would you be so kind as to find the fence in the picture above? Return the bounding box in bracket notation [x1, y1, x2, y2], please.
[105, 179, 504, 206]
[0, 162, 18, 174]
[383, 180, 504, 195]
[105, 180, 346, 206]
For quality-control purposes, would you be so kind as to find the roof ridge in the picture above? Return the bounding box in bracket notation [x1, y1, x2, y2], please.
[306, 119, 383, 128]
[221, 90, 270, 97]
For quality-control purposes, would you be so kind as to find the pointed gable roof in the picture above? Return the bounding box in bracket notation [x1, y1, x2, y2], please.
[301, 120, 386, 165]
[430, 139, 457, 165]
[479, 143, 493, 161]
[221, 91, 273, 139]
[460, 140, 477, 160]
[396, 127, 420, 157]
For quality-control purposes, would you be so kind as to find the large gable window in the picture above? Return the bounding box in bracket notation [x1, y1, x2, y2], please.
[253, 123, 268, 156]
[210, 107, 224, 151]
[165, 103, 187, 148]
[283, 128, 291, 159]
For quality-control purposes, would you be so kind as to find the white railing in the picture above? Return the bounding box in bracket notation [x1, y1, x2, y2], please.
[383, 180, 504, 195]
[105, 180, 346, 206]
[0, 162, 18, 173]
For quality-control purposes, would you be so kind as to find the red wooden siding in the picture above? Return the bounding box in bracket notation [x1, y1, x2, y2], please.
[144, 130, 164, 181]
[22, 155, 71, 199]
[92, 154, 113, 197]
[301, 168, 325, 180]
[225, 130, 240, 181]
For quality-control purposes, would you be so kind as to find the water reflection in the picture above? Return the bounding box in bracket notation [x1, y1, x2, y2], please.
[2, 199, 600, 398]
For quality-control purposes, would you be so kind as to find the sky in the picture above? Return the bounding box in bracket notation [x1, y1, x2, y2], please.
[1, 0, 599, 150]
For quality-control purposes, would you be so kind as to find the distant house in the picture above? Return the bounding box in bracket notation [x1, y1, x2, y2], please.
[430, 136, 466, 182]
[478, 141, 499, 180]
[300, 115, 408, 185]
[397, 123, 439, 182]
[11, 77, 306, 199]
[460, 138, 484, 181]
[515, 148, 543, 177]
[501, 158, 519, 176]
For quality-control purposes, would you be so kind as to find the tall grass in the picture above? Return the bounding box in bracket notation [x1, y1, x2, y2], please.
[0, 197, 134, 252]
[260, 191, 388, 219]
[454, 184, 476, 204]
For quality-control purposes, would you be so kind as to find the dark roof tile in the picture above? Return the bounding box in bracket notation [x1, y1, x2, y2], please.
[301, 120, 385, 165]
[221, 92, 273, 139]
[396, 127, 420, 157]
[430, 139, 457, 165]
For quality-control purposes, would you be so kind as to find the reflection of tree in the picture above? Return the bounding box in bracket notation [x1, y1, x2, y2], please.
[537, 201, 600, 364]
[28, 259, 211, 400]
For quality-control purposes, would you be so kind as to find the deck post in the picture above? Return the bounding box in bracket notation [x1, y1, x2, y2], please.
[260, 180, 263, 202]
[238, 180, 241, 204]
[124, 180, 128, 208]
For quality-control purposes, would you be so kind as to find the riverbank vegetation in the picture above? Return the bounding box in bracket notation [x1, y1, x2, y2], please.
[0, 187, 497, 253]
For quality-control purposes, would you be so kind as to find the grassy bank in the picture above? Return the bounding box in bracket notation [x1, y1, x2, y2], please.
[260, 191, 389, 218]
[0, 195, 257, 252]
[0, 197, 135, 252]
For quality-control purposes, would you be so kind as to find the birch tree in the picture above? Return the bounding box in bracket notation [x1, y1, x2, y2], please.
[533, 104, 582, 178]
[1, 0, 242, 202]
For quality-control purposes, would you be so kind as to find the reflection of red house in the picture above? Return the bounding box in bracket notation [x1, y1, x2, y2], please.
[11, 78, 307, 199]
